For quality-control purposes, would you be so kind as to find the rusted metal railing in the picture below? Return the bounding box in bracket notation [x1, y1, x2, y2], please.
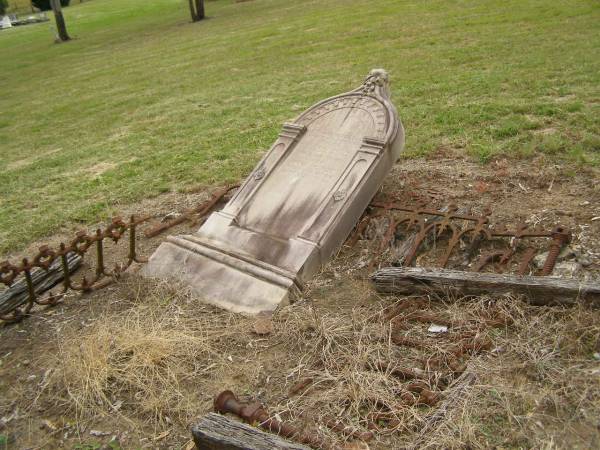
[0, 215, 149, 322]
[1, 188, 572, 323]
[0, 185, 238, 323]
[350, 196, 571, 276]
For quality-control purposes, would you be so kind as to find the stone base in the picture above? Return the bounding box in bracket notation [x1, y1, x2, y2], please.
[142, 235, 300, 314]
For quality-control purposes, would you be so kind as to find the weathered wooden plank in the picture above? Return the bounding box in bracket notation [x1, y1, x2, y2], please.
[0, 253, 81, 316]
[191, 413, 311, 450]
[371, 266, 600, 307]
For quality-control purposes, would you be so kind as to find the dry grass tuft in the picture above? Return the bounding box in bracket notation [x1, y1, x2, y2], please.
[274, 305, 406, 432]
[41, 279, 251, 428]
[50, 307, 200, 425]
[271, 298, 487, 446]
[271, 295, 600, 449]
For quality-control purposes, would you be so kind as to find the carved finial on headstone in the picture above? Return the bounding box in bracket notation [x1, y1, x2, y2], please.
[360, 69, 391, 99]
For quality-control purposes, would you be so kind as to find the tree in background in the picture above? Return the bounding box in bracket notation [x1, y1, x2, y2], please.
[32, 0, 69, 12]
[188, 0, 205, 22]
[0, 0, 8, 16]
[49, 0, 69, 41]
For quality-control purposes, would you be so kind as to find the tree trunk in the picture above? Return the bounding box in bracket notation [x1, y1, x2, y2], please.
[187, 0, 197, 21]
[195, 0, 205, 20]
[188, 0, 205, 22]
[49, 0, 70, 41]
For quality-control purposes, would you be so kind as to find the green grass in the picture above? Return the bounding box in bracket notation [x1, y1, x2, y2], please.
[0, 0, 599, 255]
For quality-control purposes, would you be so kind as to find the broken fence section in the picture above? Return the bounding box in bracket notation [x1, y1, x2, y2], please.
[0, 215, 149, 322]
[350, 195, 571, 276]
[0, 188, 583, 323]
[0, 185, 237, 323]
[209, 298, 505, 448]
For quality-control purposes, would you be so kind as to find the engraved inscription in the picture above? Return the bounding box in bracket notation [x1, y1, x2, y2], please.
[274, 131, 356, 182]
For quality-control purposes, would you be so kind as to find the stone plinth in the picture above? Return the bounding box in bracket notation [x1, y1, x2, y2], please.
[143, 69, 405, 313]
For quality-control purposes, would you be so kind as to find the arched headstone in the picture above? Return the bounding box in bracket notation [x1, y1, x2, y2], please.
[143, 69, 405, 313]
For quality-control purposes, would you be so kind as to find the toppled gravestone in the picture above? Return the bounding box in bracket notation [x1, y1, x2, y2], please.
[143, 69, 404, 313]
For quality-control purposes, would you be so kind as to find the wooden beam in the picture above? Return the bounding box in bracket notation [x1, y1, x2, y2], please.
[371, 266, 600, 307]
[191, 413, 311, 450]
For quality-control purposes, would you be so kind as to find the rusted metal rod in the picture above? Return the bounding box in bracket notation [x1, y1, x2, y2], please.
[372, 360, 430, 381]
[214, 390, 326, 449]
[540, 226, 571, 276]
[288, 378, 314, 396]
[517, 247, 537, 276]
[366, 411, 401, 429]
[144, 184, 238, 238]
[391, 334, 429, 350]
[321, 416, 374, 442]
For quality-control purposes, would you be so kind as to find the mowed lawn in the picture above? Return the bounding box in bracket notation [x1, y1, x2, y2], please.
[0, 0, 598, 255]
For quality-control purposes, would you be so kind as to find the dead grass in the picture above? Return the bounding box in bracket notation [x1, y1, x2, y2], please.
[29, 276, 600, 449]
[420, 301, 600, 449]
[41, 279, 251, 429]
[2, 155, 598, 448]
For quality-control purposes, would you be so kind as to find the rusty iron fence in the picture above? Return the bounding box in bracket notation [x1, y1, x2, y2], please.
[1, 187, 570, 323]
[211, 298, 510, 448]
[0, 185, 238, 323]
[349, 195, 571, 276]
[0, 216, 149, 322]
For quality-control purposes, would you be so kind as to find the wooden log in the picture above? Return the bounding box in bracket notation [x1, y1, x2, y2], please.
[371, 266, 600, 307]
[0, 252, 82, 316]
[191, 413, 311, 450]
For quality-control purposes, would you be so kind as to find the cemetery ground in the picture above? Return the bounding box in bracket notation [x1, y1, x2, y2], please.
[1, 155, 599, 449]
[0, 0, 599, 449]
